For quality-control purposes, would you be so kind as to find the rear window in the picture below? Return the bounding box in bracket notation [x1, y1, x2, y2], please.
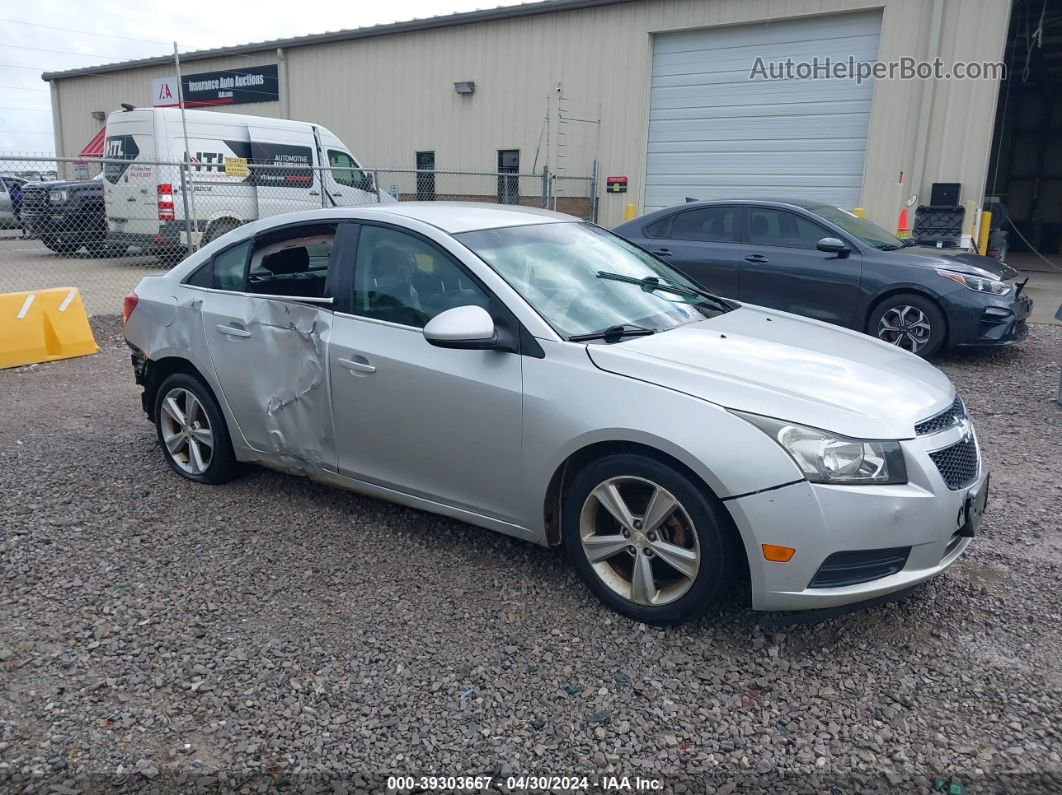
[103, 134, 140, 184]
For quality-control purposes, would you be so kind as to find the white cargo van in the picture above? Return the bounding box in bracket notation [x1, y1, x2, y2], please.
[103, 107, 385, 252]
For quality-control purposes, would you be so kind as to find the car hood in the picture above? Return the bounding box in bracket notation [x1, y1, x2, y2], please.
[889, 246, 1018, 280]
[586, 305, 954, 439]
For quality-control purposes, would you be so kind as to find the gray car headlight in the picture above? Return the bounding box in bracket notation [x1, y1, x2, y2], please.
[936, 268, 1010, 296]
[49, 189, 68, 204]
[732, 411, 907, 485]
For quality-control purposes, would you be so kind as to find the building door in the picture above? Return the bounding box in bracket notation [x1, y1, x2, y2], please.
[416, 151, 436, 201]
[644, 11, 882, 212]
[497, 149, 519, 205]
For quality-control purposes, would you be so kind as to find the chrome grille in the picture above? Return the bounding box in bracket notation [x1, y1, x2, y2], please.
[916, 396, 965, 436]
[929, 435, 979, 490]
[21, 187, 49, 212]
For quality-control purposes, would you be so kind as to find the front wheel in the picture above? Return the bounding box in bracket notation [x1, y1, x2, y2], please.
[154, 373, 240, 484]
[867, 293, 946, 357]
[42, 238, 80, 255]
[563, 454, 738, 625]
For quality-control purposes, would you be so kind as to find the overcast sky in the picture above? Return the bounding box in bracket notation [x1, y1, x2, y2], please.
[0, 0, 525, 153]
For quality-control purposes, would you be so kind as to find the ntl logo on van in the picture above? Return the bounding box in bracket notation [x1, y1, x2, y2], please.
[104, 135, 139, 182]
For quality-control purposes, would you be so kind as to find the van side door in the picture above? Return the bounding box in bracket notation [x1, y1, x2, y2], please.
[246, 124, 323, 219]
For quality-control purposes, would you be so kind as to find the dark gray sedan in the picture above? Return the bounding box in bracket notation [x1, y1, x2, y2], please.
[614, 199, 1032, 357]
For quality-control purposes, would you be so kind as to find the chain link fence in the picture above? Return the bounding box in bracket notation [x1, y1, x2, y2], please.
[0, 155, 597, 316]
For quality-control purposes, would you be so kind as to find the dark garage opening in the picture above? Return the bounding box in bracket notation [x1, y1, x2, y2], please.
[987, 0, 1062, 256]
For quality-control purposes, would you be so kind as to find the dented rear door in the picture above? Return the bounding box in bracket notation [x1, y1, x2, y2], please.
[200, 292, 336, 474]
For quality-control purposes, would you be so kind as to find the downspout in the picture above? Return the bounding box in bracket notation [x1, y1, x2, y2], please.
[909, 0, 944, 209]
[277, 48, 290, 119]
[49, 81, 65, 176]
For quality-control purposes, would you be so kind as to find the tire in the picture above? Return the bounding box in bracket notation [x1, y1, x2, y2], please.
[201, 219, 240, 247]
[563, 453, 738, 625]
[42, 238, 80, 255]
[867, 293, 946, 358]
[154, 373, 240, 485]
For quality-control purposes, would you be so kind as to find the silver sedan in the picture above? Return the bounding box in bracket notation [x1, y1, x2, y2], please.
[123, 204, 988, 624]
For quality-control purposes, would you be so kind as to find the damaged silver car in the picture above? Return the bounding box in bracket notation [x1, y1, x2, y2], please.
[124, 204, 985, 625]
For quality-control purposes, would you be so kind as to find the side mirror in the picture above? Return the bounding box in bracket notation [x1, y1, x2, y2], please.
[423, 305, 498, 350]
[817, 237, 851, 256]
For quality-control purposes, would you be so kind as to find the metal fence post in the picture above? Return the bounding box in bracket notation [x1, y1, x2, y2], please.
[373, 170, 381, 203]
[541, 166, 549, 209]
[179, 162, 194, 256]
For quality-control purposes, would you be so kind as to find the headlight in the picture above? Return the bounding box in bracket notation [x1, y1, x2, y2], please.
[48, 189, 68, 204]
[733, 411, 907, 485]
[936, 269, 1010, 296]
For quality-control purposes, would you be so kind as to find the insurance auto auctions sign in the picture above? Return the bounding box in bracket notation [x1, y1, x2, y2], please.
[152, 65, 279, 108]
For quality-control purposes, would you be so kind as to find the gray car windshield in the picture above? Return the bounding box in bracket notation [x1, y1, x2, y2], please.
[458, 222, 731, 339]
[811, 204, 907, 250]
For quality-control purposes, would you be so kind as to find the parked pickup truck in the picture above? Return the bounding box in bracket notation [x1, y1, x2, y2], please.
[20, 173, 116, 255]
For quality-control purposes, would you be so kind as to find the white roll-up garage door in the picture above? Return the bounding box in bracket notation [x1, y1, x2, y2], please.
[645, 11, 882, 212]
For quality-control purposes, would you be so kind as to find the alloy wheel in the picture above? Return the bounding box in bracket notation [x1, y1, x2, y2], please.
[579, 476, 701, 606]
[159, 387, 214, 475]
[877, 305, 932, 353]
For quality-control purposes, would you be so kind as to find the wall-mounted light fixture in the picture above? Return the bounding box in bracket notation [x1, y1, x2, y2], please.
[91, 110, 106, 121]
[454, 81, 475, 95]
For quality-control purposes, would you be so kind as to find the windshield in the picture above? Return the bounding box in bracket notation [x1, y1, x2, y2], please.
[811, 204, 906, 249]
[457, 222, 731, 339]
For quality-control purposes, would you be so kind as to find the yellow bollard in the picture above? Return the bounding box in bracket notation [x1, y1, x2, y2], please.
[624, 202, 636, 221]
[0, 287, 98, 369]
[977, 210, 992, 256]
[852, 208, 865, 217]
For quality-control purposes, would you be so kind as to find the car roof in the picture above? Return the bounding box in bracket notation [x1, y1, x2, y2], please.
[354, 202, 576, 233]
[673, 198, 827, 211]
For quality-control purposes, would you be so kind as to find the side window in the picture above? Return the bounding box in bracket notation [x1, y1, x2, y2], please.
[643, 216, 671, 238]
[352, 225, 490, 328]
[186, 241, 250, 290]
[669, 206, 736, 242]
[246, 225, 336, 298]
[748, 208, 830, 250]
[327, 150, 367, 189]
[214, 242, 251, 291]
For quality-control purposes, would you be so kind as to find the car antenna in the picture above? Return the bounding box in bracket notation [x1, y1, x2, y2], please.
[120, 103, 136, 112]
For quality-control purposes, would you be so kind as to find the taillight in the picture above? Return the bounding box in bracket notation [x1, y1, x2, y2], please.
[122, 292, 139, 324]
[157, 184, 175, 221]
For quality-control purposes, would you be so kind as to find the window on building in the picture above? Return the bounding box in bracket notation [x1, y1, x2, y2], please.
[416, 151, 436, 201]
[497, 149, 519, 205]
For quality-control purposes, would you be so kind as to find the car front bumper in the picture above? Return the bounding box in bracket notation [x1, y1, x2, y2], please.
[725, 422, 984, 611]
[949, 287, 1032, 348]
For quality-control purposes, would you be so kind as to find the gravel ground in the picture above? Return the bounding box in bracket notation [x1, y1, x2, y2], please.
[1, 317, 1060, 794]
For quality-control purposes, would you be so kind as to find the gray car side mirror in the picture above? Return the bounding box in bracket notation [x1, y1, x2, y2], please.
[817, 237, 851, 257]
[423, 305, 498, 350]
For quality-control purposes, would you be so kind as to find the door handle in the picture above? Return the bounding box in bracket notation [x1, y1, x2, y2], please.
[337, 356, 376, 374]
[653, 248, 673, 257]
[744, 254, 769, 264]
[215, 324, 251, 338]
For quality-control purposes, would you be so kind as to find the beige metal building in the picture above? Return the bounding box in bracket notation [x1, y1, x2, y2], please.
[43, 0, 1014, 230]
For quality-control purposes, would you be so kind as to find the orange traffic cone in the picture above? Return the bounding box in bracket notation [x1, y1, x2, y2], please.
[897, 207, 910, 238]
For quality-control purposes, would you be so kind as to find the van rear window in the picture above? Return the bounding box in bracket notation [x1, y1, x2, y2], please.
[103, 135, 140, 184]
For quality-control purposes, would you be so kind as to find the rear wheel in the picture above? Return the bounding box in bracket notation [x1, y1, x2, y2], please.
[154, 373, 239, 484]
[867, 293, 946, 357]
[563, 454, 737, 625]
[201, 218, 240, 247]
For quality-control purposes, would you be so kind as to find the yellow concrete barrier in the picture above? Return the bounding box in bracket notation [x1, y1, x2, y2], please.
[0, 287, 98, 370]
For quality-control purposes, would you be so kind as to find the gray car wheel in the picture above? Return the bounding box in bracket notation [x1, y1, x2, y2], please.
[868, 293, 946, 357]
[564, 454, 737, 625]
[154, 373, 239, 484]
